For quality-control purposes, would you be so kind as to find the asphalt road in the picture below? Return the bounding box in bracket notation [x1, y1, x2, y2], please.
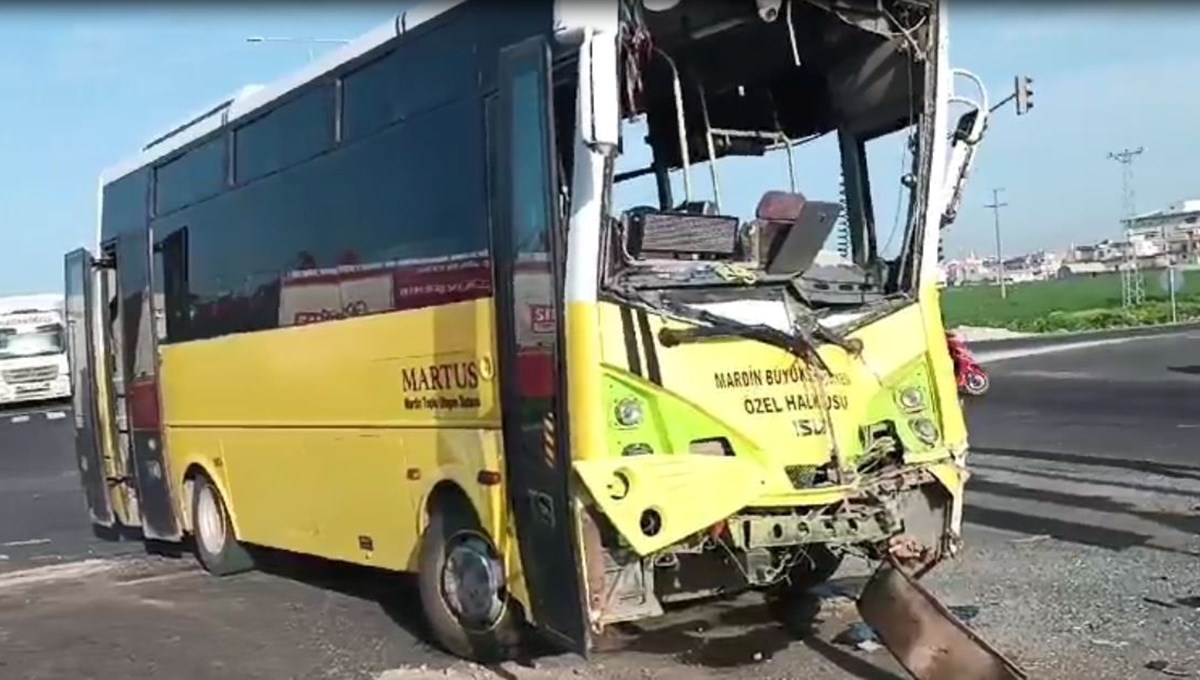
[0, 332, 1198, 679]
[971, 331, 1200, 465]
[0, 400, 137, 571]
[963, 331, 1200, 557]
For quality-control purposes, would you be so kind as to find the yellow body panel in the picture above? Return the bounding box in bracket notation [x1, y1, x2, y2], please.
[573, 454, 769, 555]
[158, 300, 513, 575]
[587, 294, 967, 553]
[566, 300, 605, 463]
[595, 299, 955, 469]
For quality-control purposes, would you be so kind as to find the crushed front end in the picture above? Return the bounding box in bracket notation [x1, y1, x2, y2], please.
[569, 0, 971, 629]
[574, 301, 968, 625]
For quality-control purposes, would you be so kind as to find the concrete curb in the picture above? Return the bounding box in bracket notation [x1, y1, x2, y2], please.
[969, 320, 1200, 350]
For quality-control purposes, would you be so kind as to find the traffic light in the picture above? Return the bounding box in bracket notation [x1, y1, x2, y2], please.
[1015, 75, 1033, 115]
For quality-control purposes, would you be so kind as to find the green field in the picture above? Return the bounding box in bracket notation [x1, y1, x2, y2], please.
[941, 269, 1200, 332]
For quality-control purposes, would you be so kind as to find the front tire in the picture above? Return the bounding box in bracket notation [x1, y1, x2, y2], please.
[191, 473, 254, 576]
[765, 544, 845, 632]
[417, 500, 521, 663]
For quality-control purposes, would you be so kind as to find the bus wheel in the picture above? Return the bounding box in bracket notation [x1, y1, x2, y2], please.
[191, 473, 254, 576]
[765, 545, 844, 626]
[417, 501, 521, 663]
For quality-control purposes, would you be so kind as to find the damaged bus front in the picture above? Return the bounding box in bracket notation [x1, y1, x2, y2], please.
[565, 0, 987, 636]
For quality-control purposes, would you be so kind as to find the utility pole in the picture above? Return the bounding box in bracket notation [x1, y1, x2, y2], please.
[984, 188, 1008, 299]
[1107, 147, 1145, 307]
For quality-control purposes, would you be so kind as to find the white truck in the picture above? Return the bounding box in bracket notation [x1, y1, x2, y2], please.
[0, 304, 72, 407]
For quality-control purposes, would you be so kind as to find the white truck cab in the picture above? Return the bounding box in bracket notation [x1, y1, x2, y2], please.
[0, 307, 72, 406]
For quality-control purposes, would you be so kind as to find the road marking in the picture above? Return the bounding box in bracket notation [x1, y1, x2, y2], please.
[0, 559, 118, 591]
[1009, 369, 1098, 379]
[0, 538, 51, 548]
[977, 336, 1151, 364]
[2, 408, 70, 424]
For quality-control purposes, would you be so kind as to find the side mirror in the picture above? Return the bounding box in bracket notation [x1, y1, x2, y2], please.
[578, 30, 620, 148]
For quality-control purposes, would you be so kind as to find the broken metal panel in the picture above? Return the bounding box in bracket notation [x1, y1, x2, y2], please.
[858, 558, 1029, 680]
[728, 505, 900, 551]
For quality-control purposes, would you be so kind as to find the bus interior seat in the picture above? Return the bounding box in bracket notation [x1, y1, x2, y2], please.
[752, 190, 842, 276]
[622, 205, 741, 261]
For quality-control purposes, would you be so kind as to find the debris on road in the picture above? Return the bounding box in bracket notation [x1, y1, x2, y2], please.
[1145, 659, 1192, 677]
[949, 605, 981, 623]
[832, 621, 880, 652]
[1144, 597, 1179, 609]
[858, 558, 1029, 679]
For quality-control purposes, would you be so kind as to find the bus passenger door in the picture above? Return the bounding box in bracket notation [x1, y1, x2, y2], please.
[492, 36, 589, 654]
[114, 229, 180, 540]
[64, 248, 115, 527]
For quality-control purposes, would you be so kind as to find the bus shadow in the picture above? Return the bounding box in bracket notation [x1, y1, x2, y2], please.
[239, 546, 562, 669]
[600, 581, 904, 679]
[245, 546, 434, 644]
[241, 546, 902, 677]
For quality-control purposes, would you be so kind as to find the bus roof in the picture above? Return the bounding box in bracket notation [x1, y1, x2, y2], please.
[98, 0, 466, 188]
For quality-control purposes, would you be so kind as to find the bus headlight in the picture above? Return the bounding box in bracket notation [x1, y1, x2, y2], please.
[897, 386, 925, 411]
[614, 398, 645, 428]
[910, 416, 940, 445]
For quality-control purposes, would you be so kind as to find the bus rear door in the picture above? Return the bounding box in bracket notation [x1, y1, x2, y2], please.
[64, 248, 115, 527]
[491, 35, 590, 654]
[113, 229, 180, 541]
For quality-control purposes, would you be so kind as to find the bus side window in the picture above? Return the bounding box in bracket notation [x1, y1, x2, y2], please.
[156, 227, 190, 343]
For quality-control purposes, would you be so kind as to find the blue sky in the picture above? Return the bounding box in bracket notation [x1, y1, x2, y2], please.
[2, 3, 1199, 295]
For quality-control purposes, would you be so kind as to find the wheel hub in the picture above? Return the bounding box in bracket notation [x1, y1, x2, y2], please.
[441, 534, 505, 630]
[196, 485, 227, 556]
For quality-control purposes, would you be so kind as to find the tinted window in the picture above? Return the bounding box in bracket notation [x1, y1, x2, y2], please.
[342, 25, 478, 141]
[154, 136, 227, 215]
[234, 84, 335, 183]
[156, 227, 190, 342]
[153, 95, 489, 342]
[101, 169, 150, 240]
[509, 68, 551, 254]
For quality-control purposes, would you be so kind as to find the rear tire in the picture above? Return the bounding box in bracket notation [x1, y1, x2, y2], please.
[191, 473, 254, 576]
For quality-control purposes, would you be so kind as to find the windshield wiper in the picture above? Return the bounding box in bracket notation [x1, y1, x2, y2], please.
[605, 283, 856, 373]
[649, 296, 837, 373]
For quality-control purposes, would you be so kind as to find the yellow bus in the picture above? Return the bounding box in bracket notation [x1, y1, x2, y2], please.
[64, 0, 993, 664]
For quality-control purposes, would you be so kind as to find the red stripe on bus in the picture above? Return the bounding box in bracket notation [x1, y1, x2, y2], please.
[127, 379, 161, 430]
[516, 352, 556, 399]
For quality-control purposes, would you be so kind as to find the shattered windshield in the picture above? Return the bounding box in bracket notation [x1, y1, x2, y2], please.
[607, 0, 934, 316]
